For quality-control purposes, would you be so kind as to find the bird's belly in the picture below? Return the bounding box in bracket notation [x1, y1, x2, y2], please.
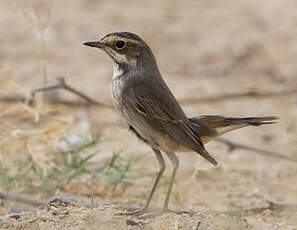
[125, 113, 181, 152]
[128, 118, 193, 153]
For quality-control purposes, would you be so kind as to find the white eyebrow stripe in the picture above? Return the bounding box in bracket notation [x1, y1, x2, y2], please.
[103, 36, 141, 45]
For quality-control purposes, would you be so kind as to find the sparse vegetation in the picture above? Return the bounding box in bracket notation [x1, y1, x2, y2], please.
[98, 150, 142, 195]
[0, 138, 141, 197]
[0, 138, 97, 196]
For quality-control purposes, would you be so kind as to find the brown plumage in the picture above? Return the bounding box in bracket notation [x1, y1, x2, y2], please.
[84, 32, 278, 215]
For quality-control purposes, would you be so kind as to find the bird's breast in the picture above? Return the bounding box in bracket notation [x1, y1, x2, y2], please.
[111, 75, 134, 119]
[111, 78, 124, 112]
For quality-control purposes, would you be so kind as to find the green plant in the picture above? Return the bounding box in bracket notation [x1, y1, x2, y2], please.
[98, 151, 142, 194]
[0, 164, 32, 192]
[0, 138, 143, 197]
[29, 138, 98, 195]
[55, 138, 98, 184]
[0, 138, 98, 196]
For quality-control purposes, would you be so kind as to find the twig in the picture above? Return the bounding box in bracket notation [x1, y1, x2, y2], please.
[0, 192, 45, 207]
[0, 96, 107, 108]
[196, 221, 201, 230]
[179, 89, 297, 105]
[4, 79, 297, 164]
[30, 77, 112, 108]
[222, 201, 297, 216]
[1, 84, 296, 108]
[215, 138, 297, 163]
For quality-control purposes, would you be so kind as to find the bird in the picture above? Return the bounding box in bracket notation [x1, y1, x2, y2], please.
[83, 32, 277, 215]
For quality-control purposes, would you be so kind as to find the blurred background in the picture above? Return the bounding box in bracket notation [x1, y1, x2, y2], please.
[0, 0, 296, 229]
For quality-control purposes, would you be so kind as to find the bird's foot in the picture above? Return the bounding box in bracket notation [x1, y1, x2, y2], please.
[116, 206, 150, 216]
[118, 207, 188, 220]
[161, 207, 189, 215]
[139, 207, 188, 219]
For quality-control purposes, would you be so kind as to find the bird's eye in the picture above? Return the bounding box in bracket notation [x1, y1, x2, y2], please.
[115, 40, 126, 50]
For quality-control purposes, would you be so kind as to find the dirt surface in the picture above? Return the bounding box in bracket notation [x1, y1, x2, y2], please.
[1, 196, 297, 230]
[1, 0, 297, 229]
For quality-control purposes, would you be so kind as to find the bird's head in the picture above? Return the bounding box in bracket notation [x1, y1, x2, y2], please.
[84, 32, 157, 74]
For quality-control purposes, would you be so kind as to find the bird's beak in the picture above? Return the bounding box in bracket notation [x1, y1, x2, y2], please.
[83, 41, 105, 48]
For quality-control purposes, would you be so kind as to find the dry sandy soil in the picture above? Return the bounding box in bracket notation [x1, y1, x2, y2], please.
[0, 0, 297, 229]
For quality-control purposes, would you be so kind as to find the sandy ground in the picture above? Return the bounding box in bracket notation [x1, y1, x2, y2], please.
[0, 0, 297, 229]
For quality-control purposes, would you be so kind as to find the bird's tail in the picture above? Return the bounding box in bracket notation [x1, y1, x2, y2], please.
[190, 115, 278, 144]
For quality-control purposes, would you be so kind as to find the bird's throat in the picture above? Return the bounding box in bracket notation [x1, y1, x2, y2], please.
[112, 62, 124, 80]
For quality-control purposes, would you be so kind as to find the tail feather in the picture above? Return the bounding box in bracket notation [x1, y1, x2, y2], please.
[220, 116, 278, 126]
[190, 115, 278, 144]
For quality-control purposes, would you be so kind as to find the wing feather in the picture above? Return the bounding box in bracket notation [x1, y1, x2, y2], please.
[126, 79, 217, 166]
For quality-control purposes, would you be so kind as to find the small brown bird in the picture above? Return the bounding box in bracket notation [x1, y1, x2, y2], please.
[84, 32, 277, 215]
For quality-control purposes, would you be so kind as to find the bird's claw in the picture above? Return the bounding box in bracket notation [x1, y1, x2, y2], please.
[116, 206, 149, 216]
[116, 206, 189, 219]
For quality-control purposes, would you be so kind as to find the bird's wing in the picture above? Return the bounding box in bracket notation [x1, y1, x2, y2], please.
[126, 79, 217, 166]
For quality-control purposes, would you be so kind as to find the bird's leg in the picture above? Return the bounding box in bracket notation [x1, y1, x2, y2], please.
[142, 149, 166, 210]
[163, 151, 179, 210]
[118, 148, 165, 215]
[134, 152, 187, 219]
[161, 152, 187, 215]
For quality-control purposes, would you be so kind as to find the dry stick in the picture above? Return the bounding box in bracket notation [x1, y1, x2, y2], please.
[215, 138, 296, 163]
[196, 221, 201, 230]
[28, 86, 297, 109]
[30, 87, 297, 106]
[222, 201, 297, 216]
[2, 80, 296, 108]
[16, 79, 297, 163]
[0, 96, 95, 107]
[31, 77, 112, 108]
[179, 88, 297, 105]
[0, 192, 45, 207]
[28, 77, 297, 107]
[7, 78, 297, 163]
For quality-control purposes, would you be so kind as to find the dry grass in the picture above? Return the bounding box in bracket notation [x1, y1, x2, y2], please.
[15, 0, 53, 103]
